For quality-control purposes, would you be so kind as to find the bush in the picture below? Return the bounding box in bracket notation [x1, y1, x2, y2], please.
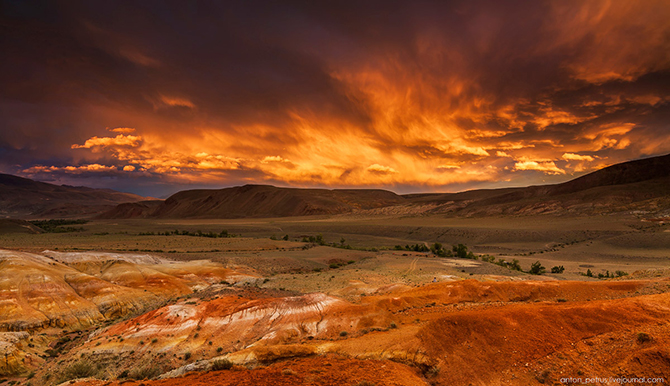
[637, 332, 652, 343]
[184, 352, 191, 360]
[339, 331, 348, 337]
[551, 265, 565, 274]
[211, 359, 233, 371]
[58, 360, 99, 383]
[508, 259, 522, 271]
[529, 261, 546, 275]
[128, 366, 161, 380]
[453, 244, 469, 259]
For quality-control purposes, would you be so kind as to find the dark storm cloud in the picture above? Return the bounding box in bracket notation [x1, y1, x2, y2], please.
[1, 0, 669, 196]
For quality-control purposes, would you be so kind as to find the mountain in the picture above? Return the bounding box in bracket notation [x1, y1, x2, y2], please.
[100, 153, 670, 219]
[0, 174, 150, 219]
[100, 185, 405, 219]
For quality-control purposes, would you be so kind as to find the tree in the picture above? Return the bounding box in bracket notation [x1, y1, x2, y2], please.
[453, 244, 469, 259]
[529, 261, 545, 275]
[509, 259, 522, 271]
[586, 269, 593, 277]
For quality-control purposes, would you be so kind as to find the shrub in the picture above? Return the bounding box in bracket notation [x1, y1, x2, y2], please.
[508, 259, 522, 271]
[551, 265, 565, 274]
[58, 360, 99, 383]
[184, 352, 191, 360]
[453, 244, 469, 259]
[339, 331, 348, 337]
[637, 332, 652, 343]
[216, 347, 223, 353]
[151, 338, 158, 344]
[211, 359, 233, 371]
[529, 261, 546, 275]
[128, 366, 161, 380]
[586, 269, 593, 277]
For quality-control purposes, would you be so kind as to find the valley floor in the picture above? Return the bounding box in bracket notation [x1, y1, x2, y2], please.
[1, 213, 669, 385]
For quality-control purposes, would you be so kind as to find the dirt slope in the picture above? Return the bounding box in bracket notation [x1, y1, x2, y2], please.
[59, 279, 670, 386]
[0, 173, 148, 218]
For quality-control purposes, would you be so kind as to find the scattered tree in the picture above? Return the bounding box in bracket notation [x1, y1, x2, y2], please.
[529, 261, 546, 275]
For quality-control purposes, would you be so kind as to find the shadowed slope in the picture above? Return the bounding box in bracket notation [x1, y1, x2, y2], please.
[99, 153, 670, 219]
[0, 173, 148, 218]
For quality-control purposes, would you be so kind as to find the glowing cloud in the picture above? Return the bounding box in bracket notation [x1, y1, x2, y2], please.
[562, 153, 594, 161]
[71, 134, 143, 149]
[514, 161, 565, 175]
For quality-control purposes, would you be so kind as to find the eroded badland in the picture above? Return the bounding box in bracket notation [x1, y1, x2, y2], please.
[1, 211, 670, 386]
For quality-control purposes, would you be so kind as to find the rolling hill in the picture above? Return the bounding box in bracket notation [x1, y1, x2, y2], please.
[0, 173, 150, 219]
[98, 153, 670, 219]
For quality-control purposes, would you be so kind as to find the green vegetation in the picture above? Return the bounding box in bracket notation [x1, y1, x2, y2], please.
[637, 332, 652, 343]
[211, 358, 233, 370]
[128, 365, 162, 380]
[529, 261, 546, 275]
[30, 219, 87, 233]
[551, 265, 565, 274]
[139, 229, 232, 238]
[57, 360, 100, 383]
[453, 243, 476, 259]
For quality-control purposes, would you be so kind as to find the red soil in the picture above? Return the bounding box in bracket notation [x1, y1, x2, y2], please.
[71, 355, 427, 386]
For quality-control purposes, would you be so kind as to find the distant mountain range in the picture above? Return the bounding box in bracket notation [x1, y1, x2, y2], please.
[0, 174, 147, 219]
[1, 154, 668, 220]
[99, 153, 670, 219]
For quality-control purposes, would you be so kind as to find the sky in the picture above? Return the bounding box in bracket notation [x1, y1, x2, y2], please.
[1, 0, 669, 197]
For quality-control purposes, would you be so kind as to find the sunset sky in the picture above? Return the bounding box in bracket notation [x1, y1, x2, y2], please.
[2, 0, 669, 197]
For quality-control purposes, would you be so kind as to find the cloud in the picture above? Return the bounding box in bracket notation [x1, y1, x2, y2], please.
[514, 161, 565, 175]
[23, 164, 118, 174]
[71, 134, 143, 149]
[158, 95, 195, 109]
[261, 156, 292, 164]
[109, 127, 136, 134]
[366, 164, 398, 174]
[1, 1, 670, 196]
[562, 153, 594, 162]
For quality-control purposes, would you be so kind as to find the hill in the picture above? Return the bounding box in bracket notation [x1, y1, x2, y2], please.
[98, 153, 670, 219]
[100, 185, 404, 219]
[0, 173, 149, 219]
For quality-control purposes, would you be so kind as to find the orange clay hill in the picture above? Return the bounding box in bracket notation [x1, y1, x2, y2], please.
[54, 278, 670, 386]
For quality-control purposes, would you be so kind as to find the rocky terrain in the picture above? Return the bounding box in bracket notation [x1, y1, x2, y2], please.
[0, 249, 258, 377]
[42, 278, 670, 386]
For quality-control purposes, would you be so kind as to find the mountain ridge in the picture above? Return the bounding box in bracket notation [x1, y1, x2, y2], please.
[99, 153, 670, 219]
[0, 174, 149, 219]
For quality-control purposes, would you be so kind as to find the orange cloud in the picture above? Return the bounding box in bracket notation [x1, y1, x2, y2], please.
[109, 127, 136, 134]
[158, 95, 195, 108]
[71, 134, 142, 149]
[514, 161, 565, 175]
[562, 153, 594, 162]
